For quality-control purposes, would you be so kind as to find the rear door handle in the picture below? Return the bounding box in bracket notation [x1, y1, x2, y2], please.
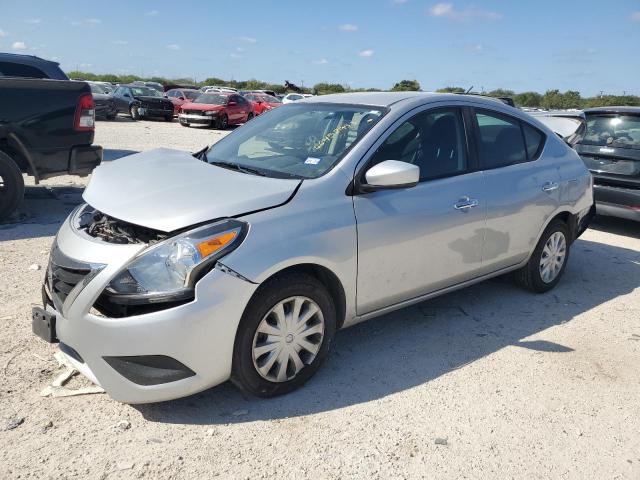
[542, 181, 559, 192]
[454, 197, 479, 211]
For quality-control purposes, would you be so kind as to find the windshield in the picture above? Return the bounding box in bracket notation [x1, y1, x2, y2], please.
[205, 104, 385, 179]
[581, 114, 640, 150]
[184, 90, 200, 100]
[262, 95, 281, 103]
[131, 86, 162, 97]
[194, 94, 227, 105]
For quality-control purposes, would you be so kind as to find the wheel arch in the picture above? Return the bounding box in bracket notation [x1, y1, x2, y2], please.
[247, 263, 347, 330]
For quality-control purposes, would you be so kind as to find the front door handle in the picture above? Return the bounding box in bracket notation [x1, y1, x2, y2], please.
[454, 197, 479, 211]
[542, 181, 559, 192]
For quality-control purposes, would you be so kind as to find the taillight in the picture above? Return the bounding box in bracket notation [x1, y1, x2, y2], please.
[75, 93, 95, 131]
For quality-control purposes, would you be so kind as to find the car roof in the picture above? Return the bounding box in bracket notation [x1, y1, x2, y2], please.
[297, 91, 509, 108]
[0, 52, 61, 67]
[583, 106, 640, 115]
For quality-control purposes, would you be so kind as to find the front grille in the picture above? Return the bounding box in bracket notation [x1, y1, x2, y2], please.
[46, 242, 104, 313]
[183, 109, 203, 115]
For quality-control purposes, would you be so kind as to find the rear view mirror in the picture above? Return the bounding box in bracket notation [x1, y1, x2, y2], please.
[363, 160, 419, 191]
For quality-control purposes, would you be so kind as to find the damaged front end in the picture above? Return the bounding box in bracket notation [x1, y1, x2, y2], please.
[65, 204, 249, 318]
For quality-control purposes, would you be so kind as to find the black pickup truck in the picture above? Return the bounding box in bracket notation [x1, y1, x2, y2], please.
[0, 54, 102, 219]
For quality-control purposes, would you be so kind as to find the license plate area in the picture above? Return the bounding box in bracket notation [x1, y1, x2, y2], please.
[32, 307, 58, 343]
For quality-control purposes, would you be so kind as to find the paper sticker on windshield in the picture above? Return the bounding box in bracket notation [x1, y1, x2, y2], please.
[305, 157, 321, 165]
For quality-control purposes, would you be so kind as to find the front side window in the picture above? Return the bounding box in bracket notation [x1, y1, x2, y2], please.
[581, 114, 640, 150]
[205, 104, 385, 179]
[369, 108, 468, 181]
[476, 111, 527, 169]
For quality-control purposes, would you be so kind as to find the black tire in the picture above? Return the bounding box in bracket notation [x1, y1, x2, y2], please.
[164, 115, 173, 122]
[216, 114, 228, 130]
[0, 150, 25, 220]
[106, 113, 117, 120]
[231, 273, 336, 397]
[514, 219, 571, 293]
[180, 121, 189, 127]
[246, 113, 254, 122]
[130, 105, 140, 120]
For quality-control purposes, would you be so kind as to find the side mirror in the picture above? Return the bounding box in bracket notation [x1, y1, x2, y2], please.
[257, 100, 263, 104]
[124, 93, 131, 98]
[363, 160, 419, 191]
[178, 96, 185, 101]
[228, 101, 237, 106]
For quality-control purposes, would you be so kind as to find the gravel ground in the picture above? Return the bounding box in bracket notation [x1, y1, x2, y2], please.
[1, 118, 639, 479]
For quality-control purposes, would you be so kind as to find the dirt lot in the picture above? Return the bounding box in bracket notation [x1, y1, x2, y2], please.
[1, 118, 639, 479]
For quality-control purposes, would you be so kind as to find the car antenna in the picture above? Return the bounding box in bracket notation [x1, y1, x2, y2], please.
[465, 86, 474, 94]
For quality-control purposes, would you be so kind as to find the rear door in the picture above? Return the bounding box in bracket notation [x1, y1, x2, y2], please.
[353, 105, 486, 315]
[471, 108, 559, 271]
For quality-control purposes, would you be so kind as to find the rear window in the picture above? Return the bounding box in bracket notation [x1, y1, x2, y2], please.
[582, 114, 640, 150]
[0, 62, 47, 79]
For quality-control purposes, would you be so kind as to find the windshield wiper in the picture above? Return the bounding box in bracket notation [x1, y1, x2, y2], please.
[192, 147, 209, 162]
[210, 161, 266, 177]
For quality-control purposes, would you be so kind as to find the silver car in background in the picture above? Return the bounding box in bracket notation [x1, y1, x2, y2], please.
[32, 92, 594, 403]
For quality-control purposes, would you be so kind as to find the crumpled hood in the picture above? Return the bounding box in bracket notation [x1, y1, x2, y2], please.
[83, 148, 301, 232]
[181, 102, 223, 112]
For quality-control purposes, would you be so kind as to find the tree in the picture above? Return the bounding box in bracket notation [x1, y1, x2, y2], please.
[541, 89, 583, 109]
[391, 80, 421, 91]
[436, 86, 466, 93]
[313, 83, 346, 95]
[514, 91, 542, 107]
[487, 88, 515, 97]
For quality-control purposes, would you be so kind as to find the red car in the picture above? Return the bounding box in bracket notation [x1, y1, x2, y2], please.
[244, 92, 282, 115]
[165, 88, 201, 116]
[178, 92, 253, 129]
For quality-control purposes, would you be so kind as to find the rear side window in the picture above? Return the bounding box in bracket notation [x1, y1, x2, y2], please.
[475, 111, 527, 169]
[0, 62, 47, 78]
[522, 123, 544, 160]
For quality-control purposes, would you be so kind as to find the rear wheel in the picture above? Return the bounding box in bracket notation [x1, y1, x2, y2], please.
[0, 151, 25, 220]
[246, 113, 254, 122]
[231, 273, 336, 397]
[164, 115, 173, 122]
[514, 219, 570, 293]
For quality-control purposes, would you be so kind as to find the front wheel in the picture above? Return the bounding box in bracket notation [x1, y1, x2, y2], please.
[514, 219, 570, 293]
[231, 273, 336, 397]
[164, 115, 173, 122]
[130, 105, 140, 120]
[246, 113, 254, 122]
[216, 114, 228, 130]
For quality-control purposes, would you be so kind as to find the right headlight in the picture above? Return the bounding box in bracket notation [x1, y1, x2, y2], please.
[105, 218, 248, 304]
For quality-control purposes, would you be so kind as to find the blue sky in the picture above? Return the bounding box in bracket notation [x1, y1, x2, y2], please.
[1, 0, 639, 96]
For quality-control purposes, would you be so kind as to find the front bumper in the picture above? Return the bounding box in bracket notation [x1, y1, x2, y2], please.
[138, 106, 173, 118]
[594, 183, 640, 221]
[179, 114, 214, 125]
[35, 218, 257, 403]
[68, 145, 102, 176]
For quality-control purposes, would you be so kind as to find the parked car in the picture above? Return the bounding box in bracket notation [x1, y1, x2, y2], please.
[243, 92, 282, 115]
[178, 92, 253, 128]
[282, 93, 305, 103]
[0, 77, 102, 218]
[131, 80, 164, 93]
[200, 85, 237, 93]
[534, 107, 640, 221]
[88, 82, 117, 120]
[31, 92, 593, 403]
[241, 89, 278, 98]
[112, 85, 174, 121]
[0, 52, 68, 80]
[165, 88, 201, 115]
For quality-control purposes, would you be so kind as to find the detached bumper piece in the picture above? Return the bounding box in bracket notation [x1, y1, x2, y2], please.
[69, 145, 102, 176]
[32, 307, 57, 343]
[103, 355, 196, 386]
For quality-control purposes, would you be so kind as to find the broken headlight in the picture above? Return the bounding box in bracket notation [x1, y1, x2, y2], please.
[105, 219, 248, 303]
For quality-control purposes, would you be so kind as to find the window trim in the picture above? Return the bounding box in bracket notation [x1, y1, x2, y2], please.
[352, 105, 476, 193]
[471, 107, 547, 171]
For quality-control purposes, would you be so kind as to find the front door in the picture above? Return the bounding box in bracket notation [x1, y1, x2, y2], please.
[353, 107, 486, 315]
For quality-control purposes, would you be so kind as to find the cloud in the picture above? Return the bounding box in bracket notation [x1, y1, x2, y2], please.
[0, 29, 7, 38]
[339, 23, 358, 32]
[313, 58, 329, 65]
[12, 41, 27, 50]
[236, 46, 245, 52]
[112, 40, 128, 45]
[145, 10, 159, 16]
[166, 44, 180, 50]
[358, 49, 374, 57]
[631, 11, 640, 22]
[465, 43, 483, 53]
[428, 3, 502, 21]
[25, 18, 42, 24]
[230, 53, 243, 58]
[237, 36, 257, 43]
[393, 0, 408, 4]
[71, 18, 102, 27]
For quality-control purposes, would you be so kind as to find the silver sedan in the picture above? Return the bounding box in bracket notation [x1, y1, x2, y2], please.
[32, 92, 594, 403]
